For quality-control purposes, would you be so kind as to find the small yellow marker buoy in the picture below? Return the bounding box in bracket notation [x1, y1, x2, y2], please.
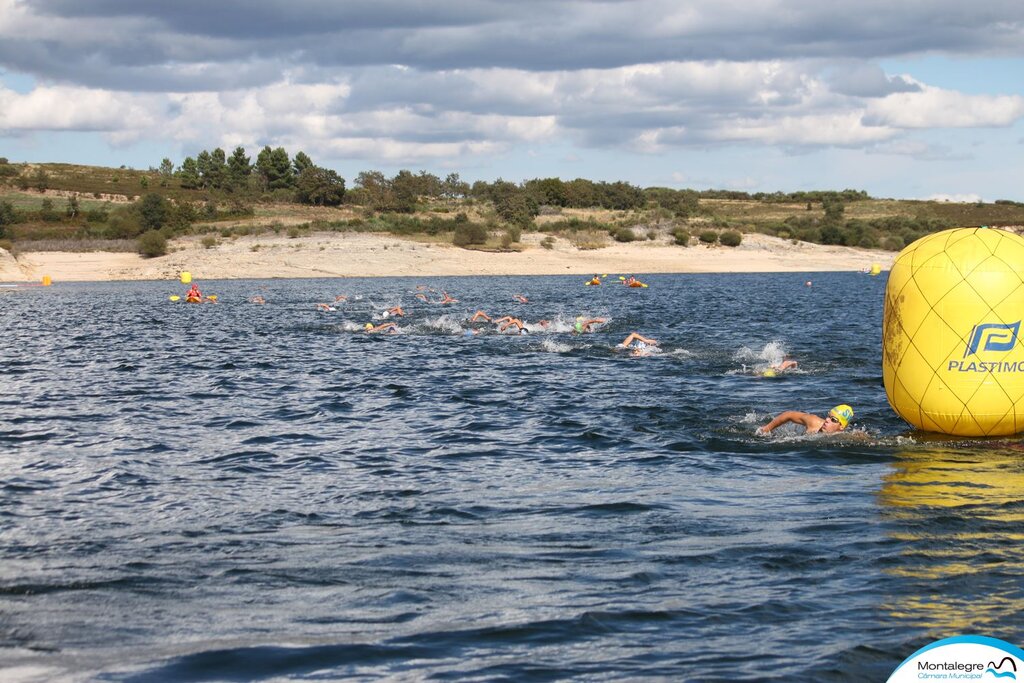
[169, 295, 180, 301]
[41, 275, 52, 286]
[870, 263, 882, 276]
[180, 271, 192, 284]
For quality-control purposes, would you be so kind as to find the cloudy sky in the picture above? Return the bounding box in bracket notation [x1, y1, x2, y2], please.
[1, 0, 1022, 201]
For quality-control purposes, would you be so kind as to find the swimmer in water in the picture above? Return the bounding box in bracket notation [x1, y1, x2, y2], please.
[364, 322, 399, 334]
[249, 295, 265, 304]
[757, 404, 853, 435]
[498, 317, 528, 334]
[513, 294, 529, 303]
[574, 317, 607, 333]
[438, 291, 458, 304]
[316, 302, 337, 312]
[771, 357, 798, 372]
[470, 310, 492, 323]
[384, 306, 405, 318]
[334, 295, 348, 302]
[617, 332, 658, 357]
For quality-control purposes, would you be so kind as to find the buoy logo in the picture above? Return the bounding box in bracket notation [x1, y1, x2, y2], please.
[965, 321, 1021, 357]
[987, 656, 1017, 679]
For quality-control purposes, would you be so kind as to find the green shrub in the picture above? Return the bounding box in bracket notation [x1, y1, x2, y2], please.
[201, 235, 218, 249]
[857, 234, 878, 249]
[672, 228, 690, 246]
[287, 226, 300, 239]
[719, 230, 742, 247]
[453, 221, 488, 246]
[699, 230, 718, 244]
[506, 225, 522, 243]
[881, 235, 904, 251]
[540, 236, 555, 250]
[39, 199, 59, 222]
[614, 227, 636, 242]
[646, 229, 657, 240]
[137, 230, 167, 258]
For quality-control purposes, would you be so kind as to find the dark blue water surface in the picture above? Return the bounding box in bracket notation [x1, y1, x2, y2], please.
[2, 272, 1024, 682]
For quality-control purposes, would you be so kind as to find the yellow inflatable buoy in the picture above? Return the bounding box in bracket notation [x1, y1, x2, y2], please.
[180, 271, 192, 284]
[42, 275, 52, 286]
[169, 295, 180, 302]
[869, 263, 882, 276]
[883, 228, 1024, 435]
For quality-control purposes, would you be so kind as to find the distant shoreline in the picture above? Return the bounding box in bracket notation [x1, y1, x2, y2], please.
[0, 231, 895, 283]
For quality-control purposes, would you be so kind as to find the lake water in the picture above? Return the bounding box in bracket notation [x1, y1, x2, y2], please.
[2, 272, 1023, 681]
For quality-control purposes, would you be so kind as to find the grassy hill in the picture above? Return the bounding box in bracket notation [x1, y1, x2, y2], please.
[2, 160, 1023, 255]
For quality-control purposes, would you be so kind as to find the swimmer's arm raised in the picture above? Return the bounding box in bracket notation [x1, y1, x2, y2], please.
[758, 411, 817, 434]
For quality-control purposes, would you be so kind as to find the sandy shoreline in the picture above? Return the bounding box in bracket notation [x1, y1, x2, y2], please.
[0, 232, 894, 282]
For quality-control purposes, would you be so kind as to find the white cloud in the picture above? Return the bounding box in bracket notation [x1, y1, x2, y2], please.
[926, 193, 983, 203]
[865, 84, 1024, 128]
[0, 84, 156, 131]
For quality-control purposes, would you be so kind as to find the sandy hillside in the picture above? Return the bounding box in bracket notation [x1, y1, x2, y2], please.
[0, 231, 894, 283]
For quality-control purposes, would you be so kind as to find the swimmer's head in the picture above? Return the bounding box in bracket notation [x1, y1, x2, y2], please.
[381, 310, 389, 318]
[364, 323, 374, 330]
[828, 404, 853, 430]
[762, 368, 777, 378]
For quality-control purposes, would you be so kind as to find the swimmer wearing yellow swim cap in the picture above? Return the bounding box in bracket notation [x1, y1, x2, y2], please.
[757, 404, 854, 435]
[828, 404, 853, 430]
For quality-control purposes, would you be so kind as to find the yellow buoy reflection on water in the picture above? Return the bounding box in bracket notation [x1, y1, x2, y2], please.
[883, 228, 1024, 435]
[180, 271, 192, 284]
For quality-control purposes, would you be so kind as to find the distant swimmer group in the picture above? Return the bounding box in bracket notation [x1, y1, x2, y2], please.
[167, 278, 856, 435]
